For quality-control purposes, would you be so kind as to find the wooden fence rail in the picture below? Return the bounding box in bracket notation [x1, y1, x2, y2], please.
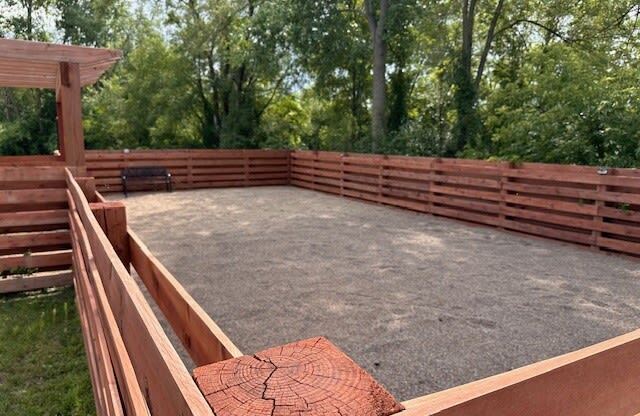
[87, 149, 640, 256]
[290, 151, 640, 257]
[0, 166, 75, 293]
[66, 169, 215, 416]
[87, 149, 290, 193]
[400, 329, 640, 416]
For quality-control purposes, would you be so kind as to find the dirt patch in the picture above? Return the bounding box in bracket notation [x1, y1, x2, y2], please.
[115, 186, 640, 401]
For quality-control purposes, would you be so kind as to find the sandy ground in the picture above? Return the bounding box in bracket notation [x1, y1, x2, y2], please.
[113, 186, 640, 401]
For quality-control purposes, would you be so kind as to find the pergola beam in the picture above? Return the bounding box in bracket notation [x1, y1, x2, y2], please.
[0, 38, 121, 89]
[0, 38, 121, 167]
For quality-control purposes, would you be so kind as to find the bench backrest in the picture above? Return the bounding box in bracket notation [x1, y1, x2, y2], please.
[122, 167, 169, 178]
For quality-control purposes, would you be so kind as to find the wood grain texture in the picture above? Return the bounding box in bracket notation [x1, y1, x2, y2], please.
[0, 270, 72, 294]
[0, 38, 120, 88]
[193, 337, 404, 416]
[68, 198, 150, 416]
[86, 149, 290, 193]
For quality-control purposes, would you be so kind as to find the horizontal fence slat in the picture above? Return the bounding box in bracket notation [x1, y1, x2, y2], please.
[290, 151, 640, 257]
[87, 149, 289, 193]
[66, 169, 214, 416]
[0, 250, 72, 271]
[85, 149, 640, 257]
[0, 230, 70, 250]
[0, 270, 73, 294]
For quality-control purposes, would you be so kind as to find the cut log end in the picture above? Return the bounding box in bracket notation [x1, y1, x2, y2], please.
[193, 336, 404, 416]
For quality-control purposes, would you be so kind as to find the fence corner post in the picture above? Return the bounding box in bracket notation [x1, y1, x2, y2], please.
[75, 177, 97, 202]
[90, 201, 130, 271]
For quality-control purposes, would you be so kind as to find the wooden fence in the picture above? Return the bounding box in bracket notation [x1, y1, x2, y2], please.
[67, 170, 242, 415]
[290, 151, 640, 257]
[400, 329, 640, 416]
[86, 149, 290, 193]
[0, 165, 78, 292]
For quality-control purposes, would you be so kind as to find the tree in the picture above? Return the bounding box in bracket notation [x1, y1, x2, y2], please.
[166, 0, 293, 149]
[364, 0, 390, 152]
[287, 0, 372, 152]
[450, 0, 505, 155]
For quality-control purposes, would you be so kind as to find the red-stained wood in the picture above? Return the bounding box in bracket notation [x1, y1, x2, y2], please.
[0, 270, 72, 294]
[400, 330, 640, 416]
[90, 202, 129, 270]
[86, 149, 289, 193]
[291, 151, 640, 257]
[69, 196, 150, 416]
[128, 228, 242, 366]
[0, 250, 72, 271]
[66, 168, 214, 416]
[71, 219, 124, 416]
[0, 229, 70, 251]
[56, 62, 86, 167]
[193, 337, 404, 416]
[0, 189, 66, 205]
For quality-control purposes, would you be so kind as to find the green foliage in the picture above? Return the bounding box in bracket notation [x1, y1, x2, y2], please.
[85, 26, 199, 149]
[481, 43, 640, 167]
[2, 0, 640, 167]
[0, 288, 94, 416]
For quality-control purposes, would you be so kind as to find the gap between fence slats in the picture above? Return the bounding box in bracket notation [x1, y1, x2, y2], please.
[129, 228, 243, 366]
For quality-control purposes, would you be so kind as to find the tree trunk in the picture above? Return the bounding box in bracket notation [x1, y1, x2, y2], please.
[365, 0, 390, 153]
[452, 0, 478, 155]
[452, 0, 506, 155]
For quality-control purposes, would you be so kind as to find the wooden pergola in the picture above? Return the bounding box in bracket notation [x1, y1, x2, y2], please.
[0, 38, 121, 167]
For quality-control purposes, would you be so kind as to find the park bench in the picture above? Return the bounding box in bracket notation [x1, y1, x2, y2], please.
[121, 166, 172, 197]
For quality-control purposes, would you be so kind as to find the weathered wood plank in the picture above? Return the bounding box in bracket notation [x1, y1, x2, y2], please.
[401, 330, 640, 416]
[0, 270, 72, 294]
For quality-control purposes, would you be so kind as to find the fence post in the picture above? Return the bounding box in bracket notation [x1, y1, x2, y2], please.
[377, 156, 384, 203]
[90, 201, 130, 271]
[425, 159, 434, 214]
[311, 151, 317, 187]
[592, 183, 606, 250]
[498, 161, 511, 229]
[187, 154, 193, 189]
[287, 150, 292, 185]
[243, 151, 250, 187]
[75, 177, 97, 202]
[340, 154, 345, 196]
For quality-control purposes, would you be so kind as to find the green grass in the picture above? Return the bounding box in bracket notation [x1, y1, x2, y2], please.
[0, 287, 95, 416]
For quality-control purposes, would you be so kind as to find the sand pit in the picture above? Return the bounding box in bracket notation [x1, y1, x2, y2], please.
[114, 186, 640, 401]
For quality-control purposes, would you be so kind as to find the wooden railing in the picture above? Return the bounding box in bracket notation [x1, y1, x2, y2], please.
[400, 329, 640, 416]
[290, 151, 640, 257]
[1, 155, 637, 415]
[66, 168, 241, 416]
[128, 228, 242, 366]
[86, 148, 640, 256]
[87, 149, 290, 193]
[0, 166, 76, 293]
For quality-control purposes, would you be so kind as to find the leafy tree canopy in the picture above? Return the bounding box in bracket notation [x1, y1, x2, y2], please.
[1, 0, 639, 167]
